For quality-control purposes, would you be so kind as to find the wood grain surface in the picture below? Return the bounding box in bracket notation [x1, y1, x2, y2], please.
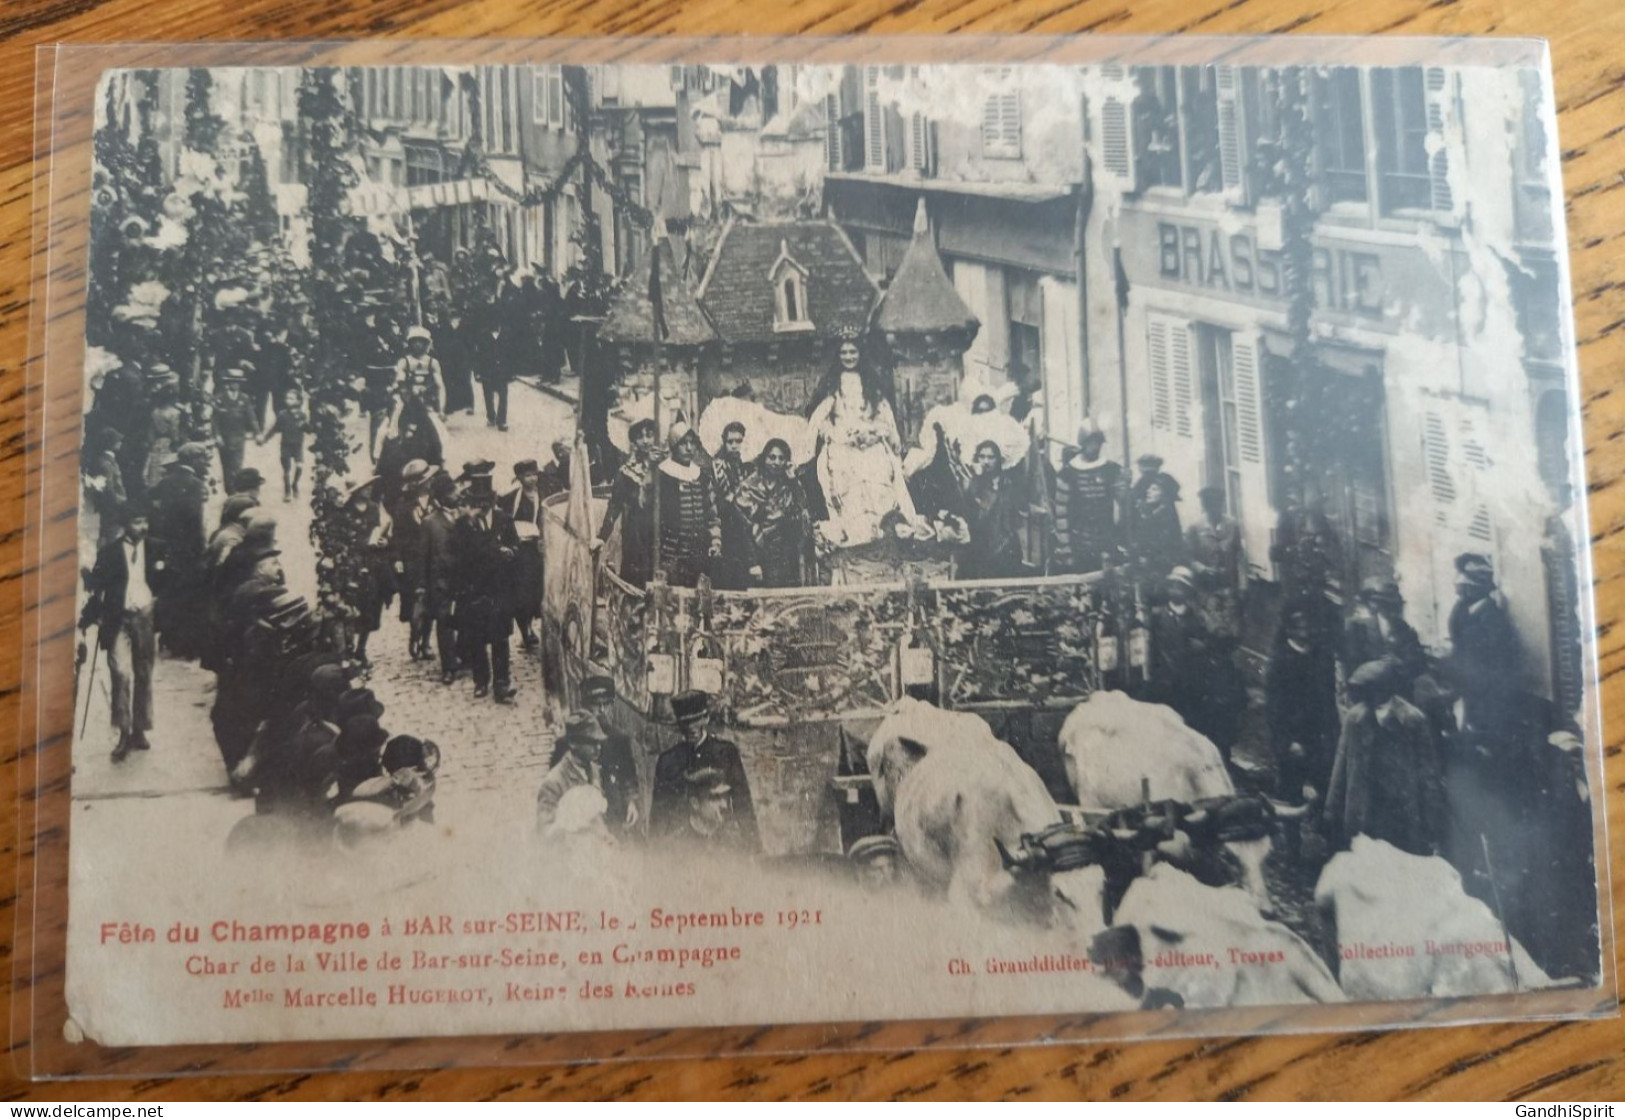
[3, 0, 1623, 1101]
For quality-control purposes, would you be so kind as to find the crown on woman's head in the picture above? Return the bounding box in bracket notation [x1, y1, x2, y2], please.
[834, 323, 864, 342]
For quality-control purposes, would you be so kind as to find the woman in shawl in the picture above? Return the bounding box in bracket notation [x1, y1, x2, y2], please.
[735, 438, 812, 588]
[952, 440, 1024, 581]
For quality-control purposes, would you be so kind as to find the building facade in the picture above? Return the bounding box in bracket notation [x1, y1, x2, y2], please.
[822, 64, 1088, 450]
[1075, 61, 1573, 700]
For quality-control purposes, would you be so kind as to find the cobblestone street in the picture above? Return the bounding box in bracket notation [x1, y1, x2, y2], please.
[73, 379, 581, 843]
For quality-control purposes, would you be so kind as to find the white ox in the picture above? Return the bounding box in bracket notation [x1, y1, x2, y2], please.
[1058, 691, 1277, 914]
[866, 698, 1107, 934]
[1314, 836, 1553, 999]
[1101, 864, 1345, 1007]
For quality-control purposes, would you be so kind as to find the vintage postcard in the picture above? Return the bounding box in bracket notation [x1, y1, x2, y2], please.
[60, 43, 1608, 1050]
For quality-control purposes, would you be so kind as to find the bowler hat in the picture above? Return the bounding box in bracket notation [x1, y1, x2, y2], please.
[232, 467, 266, 492]
[513, 459, 540, 479]
[337, 687, 386, 724]
[1347, 658, 1396, 696]
[460, 459, 496, 481]
[308, 663, 349, 700]
[671, 690, 711, 723]
[1136, 453, 1164, 469]
[583, 675, 616, 703]
[563, 710, 607, 742]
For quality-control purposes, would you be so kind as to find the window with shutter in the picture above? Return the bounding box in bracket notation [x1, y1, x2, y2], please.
[1425, 67, 1455, 214]
[1229, 333, 1274, 577]
[1233, 333, 1263, 464]
[865, 68, 885, 171]
[1170, 319, 1195, 440]
[533, 69, 547, 125]
[1423, 410, 1457, 525]
[1147, 316, 1173, 432]
[825, 93, 842, 171]
[908, 112, 935, 175]
[549, 67, 564, 129]
[1373, 67, 1432, 214]
[982, 90, 1021, 159]
[1100, 95, 1135, 185]
[1216, 66, 1249, 202]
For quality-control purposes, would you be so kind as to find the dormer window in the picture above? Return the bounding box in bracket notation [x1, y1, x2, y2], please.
[769, 240, 813, 333]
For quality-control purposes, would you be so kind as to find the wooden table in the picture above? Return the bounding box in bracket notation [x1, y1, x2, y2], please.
[2, 0, 1622, 1100]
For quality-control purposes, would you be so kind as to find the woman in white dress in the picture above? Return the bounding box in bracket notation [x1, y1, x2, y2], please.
[805, 329, 920, 549]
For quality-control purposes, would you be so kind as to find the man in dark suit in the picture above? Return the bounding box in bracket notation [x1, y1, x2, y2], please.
[147, 444, 211, 660]
[423, 472, 462, 684]
[549, 675, 640, 833]
[499, 459, 547, 650]
[81, 508, 160, 761]
[453, 469, 519, 702]
[650, 690, 758, 851]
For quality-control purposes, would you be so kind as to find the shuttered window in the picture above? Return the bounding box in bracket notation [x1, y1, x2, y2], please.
[908, 112, 934, 174]
[1170, 318, 1195, 440]
[825, 93, 842, 171]
[865, 67, 886, 171]
[1425, 67, 1455, 214]
[1101, 96, 1132, 182]
[1216, 65, 1248, 202]
[982, 89, 1021, 159]
[1423, 410, 1457, 521]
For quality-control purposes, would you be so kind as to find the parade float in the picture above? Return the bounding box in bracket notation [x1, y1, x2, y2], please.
[542, 202, 1123, 856]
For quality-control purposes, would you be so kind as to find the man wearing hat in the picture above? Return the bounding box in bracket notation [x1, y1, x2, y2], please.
[594, 419, 663, 588]
[1058, 420, 1124, 574]
[471, 281, 516, 432]
[423, 472, 463, 683]
[500, 459, 547, 650]
[147, 443, 211, 660]
[1325, 659, 1444, 857]
[656, 421, 724, 590]
[1149, 566, 1238, 760]
[212, 513, 284, 668]
[213, 369, 262, 492]
[536, 711, 634, 834]
[229, 467, 266, 504]
[650, 690, 758, 851]
[396, 325, 444, 415]
[1265, 602, 1341, 804]
[674, 767, 753, 852]
[548, 676, 641, 832]
[142, 366, 185, 494]
[539, 439, 572, 501]
[392, 461, 438, 661]
[452, 466, 519, 702]
[80, 507, 160, 761]
[1185, 486, 1244, 640]
[1343, 577, 1428, 699]
[1447, 552, 1521, 737]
